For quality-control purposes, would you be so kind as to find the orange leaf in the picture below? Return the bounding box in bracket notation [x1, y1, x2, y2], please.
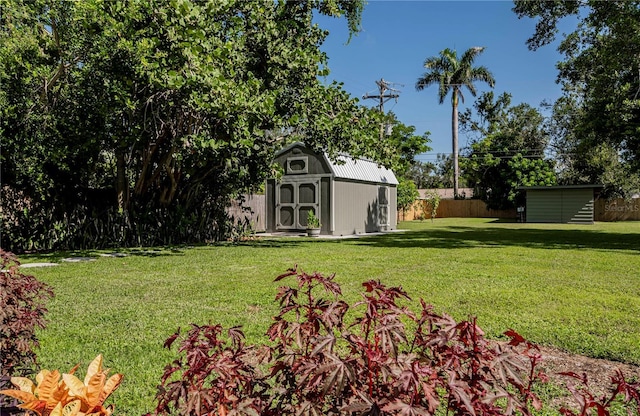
[85, 373, 106, 406]
[10, 377, 35, 393]
[62, 374, 87, 399]
[18, 399, 48, 416]
[98, 374, 123, 405]
[37, 370, 61, 404]
[0, 389, 37, 403]
[84, 355, 103, 386]
[50, 381, 70, 408]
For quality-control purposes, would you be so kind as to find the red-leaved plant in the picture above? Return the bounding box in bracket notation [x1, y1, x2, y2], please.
[153, 266, 640, 415]
[0, 250, 54, 376]
[0, 250, 54, 413]
[558, 370, 640, 416]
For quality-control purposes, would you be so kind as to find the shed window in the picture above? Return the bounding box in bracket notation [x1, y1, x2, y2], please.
[279, 207, 295, 226]
[378, 186, 389, 205]
[299, 183, 316, 203]
[279, 183, 294, 204]
[378, 186, 389, 226]
[286, 157, 308, 174]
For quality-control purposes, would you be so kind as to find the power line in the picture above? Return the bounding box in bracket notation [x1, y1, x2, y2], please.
[362, 78, 402, 113]
[362, 78, 403, 139]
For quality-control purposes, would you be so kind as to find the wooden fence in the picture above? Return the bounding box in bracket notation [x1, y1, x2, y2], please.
[227, 195, 639, 230]
[595, 198, 640, 221]
[398, 199, 516, 221]
[398, 198, 640, 222]
[227, 194, 266, 232]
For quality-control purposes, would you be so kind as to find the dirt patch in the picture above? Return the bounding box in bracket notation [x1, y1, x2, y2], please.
[534, 345, 640, 408]
[537, 345, 639, 386]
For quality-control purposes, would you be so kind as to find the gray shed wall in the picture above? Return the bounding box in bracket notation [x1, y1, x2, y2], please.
[526, 188, 595, 224]
[332, 180, 397, 235]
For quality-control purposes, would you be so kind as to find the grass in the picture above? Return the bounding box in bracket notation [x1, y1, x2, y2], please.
[18, 218, 640, 415]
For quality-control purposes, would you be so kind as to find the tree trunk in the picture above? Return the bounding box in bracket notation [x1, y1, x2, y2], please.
[452, 93, 459, 199]
[116, 149, 129, 211]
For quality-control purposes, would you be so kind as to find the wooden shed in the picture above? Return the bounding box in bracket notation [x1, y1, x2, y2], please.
[519, 185, 602, 224]
[266, 142, 398, 236]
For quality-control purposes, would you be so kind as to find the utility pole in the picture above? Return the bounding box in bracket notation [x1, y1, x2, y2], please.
[363, 78, 401, 113]
[363, 78, 401, 139]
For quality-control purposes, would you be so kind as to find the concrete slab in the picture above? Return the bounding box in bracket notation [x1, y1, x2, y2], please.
[19, 262, 59, 268]
[61, 257, 96, 262]
[258, 230, 405, 239]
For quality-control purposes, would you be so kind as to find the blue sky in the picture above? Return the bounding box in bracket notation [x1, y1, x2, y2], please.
[315, 1, 573, 163]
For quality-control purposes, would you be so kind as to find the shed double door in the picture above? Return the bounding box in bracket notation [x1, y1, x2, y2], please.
[276, 179, 320, 230]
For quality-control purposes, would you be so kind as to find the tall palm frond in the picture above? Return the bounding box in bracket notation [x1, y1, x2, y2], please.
[415, 46, 495, 198]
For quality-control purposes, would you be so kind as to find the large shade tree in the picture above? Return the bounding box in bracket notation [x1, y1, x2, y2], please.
[0, 0, 389, 251]
[513, 1, 640, 197]
[416, 47, 495, 198]
[461, 92, 557, 209]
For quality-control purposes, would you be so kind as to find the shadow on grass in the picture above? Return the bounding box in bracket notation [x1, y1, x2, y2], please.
[226, 237, 342, 249]
[20, 246, 186, 262]
[355, 226, 640, 252]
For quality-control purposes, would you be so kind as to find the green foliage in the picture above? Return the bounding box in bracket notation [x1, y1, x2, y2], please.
[0, 0, 377, 251]
[512, 0, 582, 51]
[396, 178, 419, 212]
[407, 161, 436, 188]
[376, 115, 432, 208]
[407, 155, 457, 189]
[462, 92, 557, 209]
[306, 210, 321, 229]
[379, 114, 432, 177]
[424, 190, 441, 221]
[514, 1, 640, 197]
[465, 148, 557, 210]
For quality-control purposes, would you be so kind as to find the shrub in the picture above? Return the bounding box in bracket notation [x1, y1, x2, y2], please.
[0, 354, 123, 416]
[0, 250, 54, 377]
[153, 266, 639, 416]
[397, 178, 420, 214]
[558, 370, 640, 416]
[424, 190, 440, 222]
[306, 211, 321, 229]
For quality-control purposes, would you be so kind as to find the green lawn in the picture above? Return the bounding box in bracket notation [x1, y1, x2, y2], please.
[20, 218, 640, 415]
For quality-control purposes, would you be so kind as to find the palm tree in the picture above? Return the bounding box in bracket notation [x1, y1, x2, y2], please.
[416, 47, 495, 198]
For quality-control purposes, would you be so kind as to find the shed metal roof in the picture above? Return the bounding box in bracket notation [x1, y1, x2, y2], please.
[274, 142, 398, 185]
[325, 154, 398, 185]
